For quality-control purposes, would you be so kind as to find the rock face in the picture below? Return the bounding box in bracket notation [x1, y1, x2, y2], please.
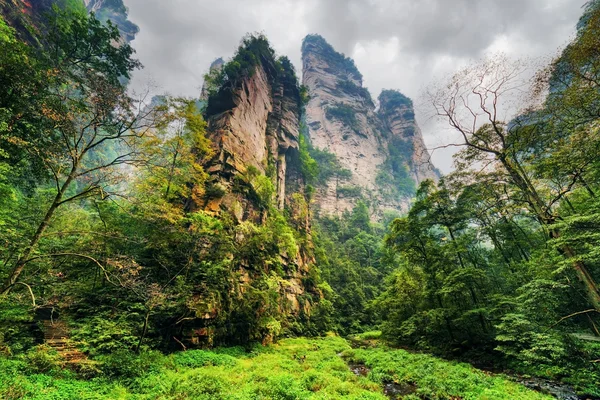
[187, 41, 318, 345]
[84, 0, 139, 43]
[378, 90, 439, 183]
[301, 35, 438, 218]
[203, 55, 303, 216]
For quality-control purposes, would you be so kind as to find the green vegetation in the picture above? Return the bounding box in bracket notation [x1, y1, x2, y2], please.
[377, 137, 416, 199]
[299, 126, 352, 187]
[337, 185, 362, 198]
[344, 345, 551, 400]
[313, 202, 392, 334]
[337, 79, 373, 104]
[378, 90, 414, 120]
[372, 2, 600, 396]
[325, 103, 360, 133]
[0, 336, 552, 400]
[0, 6, 328, 359]
[3, 1, 600, 399]
[205, 34, 302, 115]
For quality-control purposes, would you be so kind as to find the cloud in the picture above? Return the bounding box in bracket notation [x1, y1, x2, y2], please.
[124, 0, 585, 172]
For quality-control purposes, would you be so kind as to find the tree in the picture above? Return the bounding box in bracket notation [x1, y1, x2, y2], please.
[138, 97, 211, 203]
[1, 9, 156, 293]
[428, 55, 600, 313]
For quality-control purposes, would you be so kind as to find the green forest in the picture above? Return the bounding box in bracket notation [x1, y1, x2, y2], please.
[1, 1, 600, 399]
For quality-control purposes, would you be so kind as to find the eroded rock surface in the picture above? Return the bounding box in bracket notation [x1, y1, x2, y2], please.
[302, 34, 438, 219]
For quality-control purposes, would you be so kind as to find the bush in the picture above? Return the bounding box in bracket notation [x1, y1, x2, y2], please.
[21, 345, 61, 374]
[71, 316, 139, 355]
[97, 349, 168, 379]
[325, 104, 359, 132]
[171, 370, 227, 399]
[172, 350, 238, 368]
[337, 185, 362, 198]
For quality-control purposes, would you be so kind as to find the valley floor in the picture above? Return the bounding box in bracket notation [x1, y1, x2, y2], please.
[0, 335, 555, 400]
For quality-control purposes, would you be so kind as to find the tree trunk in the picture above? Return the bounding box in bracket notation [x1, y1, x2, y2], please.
[553, 232, 600, 312]
[499, 156, 600, 312]
[1, 168, 77, 294]
[165, 148, 180, 199]
[136, 309, 151, 353]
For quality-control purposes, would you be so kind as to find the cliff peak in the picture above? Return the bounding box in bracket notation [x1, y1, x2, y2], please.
[302, 36, 438, 219]
[302, 34, 363, 84]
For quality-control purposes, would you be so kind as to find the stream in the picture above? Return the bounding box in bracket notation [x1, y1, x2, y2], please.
[347, 360, 586, 399]
[343, 339, 589, 400]
[348, 362, 417, 399]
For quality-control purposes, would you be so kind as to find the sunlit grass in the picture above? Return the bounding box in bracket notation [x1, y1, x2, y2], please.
[0, 336, 551, 399]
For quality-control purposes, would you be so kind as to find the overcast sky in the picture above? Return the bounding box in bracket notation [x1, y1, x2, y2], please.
[125, 0, 586, 173]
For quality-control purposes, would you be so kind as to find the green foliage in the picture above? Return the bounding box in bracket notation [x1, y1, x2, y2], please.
[97, 349, 168, 379]
[2, 3, 600, 399]
[312, 202, 389, 334]
[20, 345, 61, 375]
[337, 185, 362, 198]
[300, 130, 352, 186]
[374, 6, 600, 393]
[344, 345, 552, 400]
[299, 84, 311, 105]
[173, 349, 238, 368]
[378, 90, 414, 119]
[325, 103, 360, 133]
[337, 79, 373, 103]
[298, 132, 319, 184]
[0, 337, 553, 399]
[71, 316, 140, 355]
[206, 34, 303, 115]
[377, 137, 416, 199]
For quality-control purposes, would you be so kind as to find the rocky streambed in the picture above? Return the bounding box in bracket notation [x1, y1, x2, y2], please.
[348, 359, 588, 400]
[348, 362, 417, 399]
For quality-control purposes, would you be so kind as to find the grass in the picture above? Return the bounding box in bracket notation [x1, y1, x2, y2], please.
[0, 336, 552, 399]
[343, 346, 552, 400]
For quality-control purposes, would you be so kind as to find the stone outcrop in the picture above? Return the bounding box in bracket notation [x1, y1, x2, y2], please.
[185, 41, 318, 346]
[84, 0, 138, 43]
[378, 90, 439, 183]
[302, 35, 438, 219]
[203, 54, 303, 216]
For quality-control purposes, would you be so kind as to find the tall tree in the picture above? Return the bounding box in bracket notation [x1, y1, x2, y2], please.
[1, 9, 155, 293]
[428, 56, 600, 312]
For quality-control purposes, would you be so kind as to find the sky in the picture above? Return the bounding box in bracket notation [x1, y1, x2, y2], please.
[124, 0, 587, 173]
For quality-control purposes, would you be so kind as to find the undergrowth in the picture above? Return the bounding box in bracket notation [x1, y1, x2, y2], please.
[0, 336, 553, 399]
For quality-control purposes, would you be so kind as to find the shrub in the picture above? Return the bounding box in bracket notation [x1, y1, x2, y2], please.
[71, 316, 139, 355]
[21, 345, 61, 374]
[97, 349, 167, 379]
[337, 79, 373, 104]
[172, 350, 238, 368]
[337, 185, 362, 198]
[172, 370, 227, 399]
[325, 104, 359, 132]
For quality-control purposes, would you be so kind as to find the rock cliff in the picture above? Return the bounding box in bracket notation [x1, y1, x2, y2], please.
[84, 0, 139, 43]
[202, 44, 304, 217]
[378, 90, 440, 184]
[301, 34, 438, 219]
[187, 37, 319, 345]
